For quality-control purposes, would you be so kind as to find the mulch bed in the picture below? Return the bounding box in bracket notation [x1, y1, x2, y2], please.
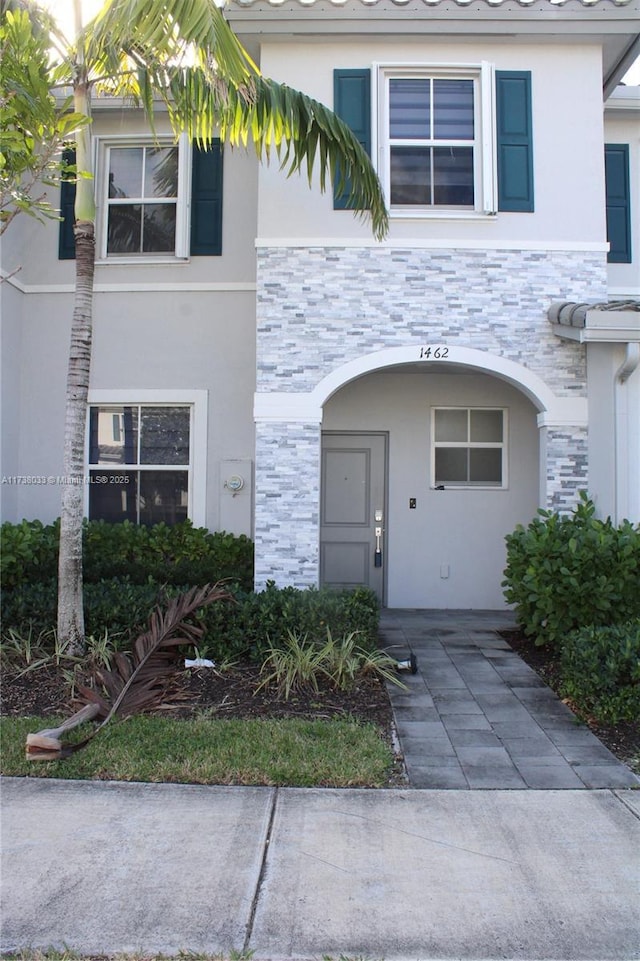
[0, 658, 394, 730]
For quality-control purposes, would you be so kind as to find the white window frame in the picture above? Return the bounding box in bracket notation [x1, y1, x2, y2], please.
[86, 389, 208, 525]
[430, 406, 508, 490]
[94, 133, 191, 263]
[374, 62, 497, 219]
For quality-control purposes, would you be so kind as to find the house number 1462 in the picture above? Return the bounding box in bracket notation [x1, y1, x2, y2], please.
[419, 346, 449, 359]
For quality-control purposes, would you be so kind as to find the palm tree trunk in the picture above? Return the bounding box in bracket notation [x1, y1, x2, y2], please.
[57, 218, 95, 656]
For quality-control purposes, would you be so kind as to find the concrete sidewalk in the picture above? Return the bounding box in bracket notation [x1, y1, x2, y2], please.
[2, 777, 639, 959]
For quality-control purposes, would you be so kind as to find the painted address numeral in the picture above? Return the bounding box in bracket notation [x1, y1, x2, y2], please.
[419, 346, 449, 360]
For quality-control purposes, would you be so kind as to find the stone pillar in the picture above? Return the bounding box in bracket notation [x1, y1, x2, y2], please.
[543, 426, 589, 512]
[254, 419, 322, 590]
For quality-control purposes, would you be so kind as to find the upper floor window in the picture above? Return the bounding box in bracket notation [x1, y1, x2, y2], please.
[59, 139, 224, 262]
[99, 137, 188, 261]
[334, 66, 533, 218]
[386, 76, 476, 208]
[379, 65, 493, 216]
[106, 144, 180, 256]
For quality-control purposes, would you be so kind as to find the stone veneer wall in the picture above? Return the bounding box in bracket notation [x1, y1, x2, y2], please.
[254, 246, 607, 589]
[545, 427, 590, 512]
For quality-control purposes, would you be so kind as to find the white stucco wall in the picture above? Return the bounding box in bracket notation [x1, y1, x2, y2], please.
[2, 288, 256, 533]
[254, 41, 606, 249]
[0, 107, 259, 536]
[324, 369, 540, 609]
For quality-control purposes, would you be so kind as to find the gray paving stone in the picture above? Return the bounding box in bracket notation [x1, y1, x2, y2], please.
[464, 766, 528, 789]
[392, 705, 440, 721]
[395, 719, 449, 738]
[455, 745, 516, 766]
[464, 678, 509, 693]
[514, 760, 586, 789]
[491, 719, 546, 738]
[402, 736, 457, 757]
[431, 693, 485, 715]
[447, 729, 504, 749]
[442, 714, 493, 731]
[572, 765, 640, 789]
[406, 765, 470, 789]
[502, 737, 563, 759]
[544, 725, 605, 745]
[423, 675, 469, 691]
[560, 743, 623, 764]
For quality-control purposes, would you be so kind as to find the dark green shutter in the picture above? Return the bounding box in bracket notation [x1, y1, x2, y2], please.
[605, 144, 631, 264]
[333, 69, 371, 210]
[58, 147, 76, 260]
[496, 71, 534, 212]
[190, 139, 223, 256]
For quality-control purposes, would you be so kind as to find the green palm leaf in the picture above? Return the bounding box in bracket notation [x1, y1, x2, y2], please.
[80, 0, 389, 239]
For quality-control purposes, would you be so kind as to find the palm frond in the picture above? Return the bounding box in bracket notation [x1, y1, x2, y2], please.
[26, 582, 234, 760]
[165, 71, 389, 240]
[86, 0, 256, 90]
[77, 0, 388, 239]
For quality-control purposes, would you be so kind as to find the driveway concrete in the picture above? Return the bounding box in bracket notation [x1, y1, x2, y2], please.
[2, 777, 639, 960]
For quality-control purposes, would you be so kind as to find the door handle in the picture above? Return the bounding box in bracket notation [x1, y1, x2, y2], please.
[374, 526, 383, 568]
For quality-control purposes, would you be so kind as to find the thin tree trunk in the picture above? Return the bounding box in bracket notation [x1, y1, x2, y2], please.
[57, 218, 95, 656]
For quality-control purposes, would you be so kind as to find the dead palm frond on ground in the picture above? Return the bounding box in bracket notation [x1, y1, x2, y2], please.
[26, 582, 233, 760]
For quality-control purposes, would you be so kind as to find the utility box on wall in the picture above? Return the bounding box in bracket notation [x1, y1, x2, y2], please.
[219, 460, 253, 537]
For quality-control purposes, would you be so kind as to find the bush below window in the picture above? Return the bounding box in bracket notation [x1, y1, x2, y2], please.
[0, 519, 254, 591]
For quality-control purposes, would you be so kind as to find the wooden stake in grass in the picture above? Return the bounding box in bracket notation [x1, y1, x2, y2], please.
[25, 582, 233, 761]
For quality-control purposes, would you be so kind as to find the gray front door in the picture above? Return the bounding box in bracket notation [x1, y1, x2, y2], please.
[320, 432, 387, 602]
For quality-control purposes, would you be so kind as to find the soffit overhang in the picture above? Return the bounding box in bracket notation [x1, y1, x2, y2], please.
[227, 0, 639, 92]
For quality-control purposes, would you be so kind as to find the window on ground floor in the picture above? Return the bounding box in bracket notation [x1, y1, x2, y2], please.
[431, 407, 507, 488]
[87, 391, 207, 525]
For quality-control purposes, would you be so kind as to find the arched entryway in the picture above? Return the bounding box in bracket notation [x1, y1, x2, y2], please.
[321, 364, 539, 608]
[253, 346, 588, 607]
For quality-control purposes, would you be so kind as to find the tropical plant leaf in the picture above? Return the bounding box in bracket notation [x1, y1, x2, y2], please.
[27, 582, 234, 760]
[80, 0, 389, 240]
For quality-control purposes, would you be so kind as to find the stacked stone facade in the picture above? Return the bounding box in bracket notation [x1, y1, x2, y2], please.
[254, 245, 607, 589]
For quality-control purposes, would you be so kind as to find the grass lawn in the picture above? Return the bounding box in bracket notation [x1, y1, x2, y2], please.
[0, 714, 394, 787]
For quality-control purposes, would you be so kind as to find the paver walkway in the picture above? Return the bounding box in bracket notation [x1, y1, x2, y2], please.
[380, 609, 639, 790]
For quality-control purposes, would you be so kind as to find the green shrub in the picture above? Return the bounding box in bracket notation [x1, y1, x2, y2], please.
[502, 494, 640, 648]
[0, 518, 59, 591]
[1, 576, 380, 666]
[195, 583, 380, 662]
[1, 577, 166, 644]
[0, 518, 254, 591]
[560, 620, 640, 724]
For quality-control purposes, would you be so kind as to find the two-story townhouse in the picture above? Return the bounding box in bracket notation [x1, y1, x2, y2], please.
[1, 0, 638, 611]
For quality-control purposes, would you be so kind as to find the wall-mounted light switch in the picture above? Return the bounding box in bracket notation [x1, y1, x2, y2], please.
[409, 498, 416, 509]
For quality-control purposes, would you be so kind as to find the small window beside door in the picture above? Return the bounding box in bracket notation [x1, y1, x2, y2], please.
[431, 407, 507, 488]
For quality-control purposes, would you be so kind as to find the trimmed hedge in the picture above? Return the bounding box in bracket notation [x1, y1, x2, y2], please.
[502, 494, 640, 648]
[0, 518, 254, 591]
[560, 620, 640, 724]
[1, 578, 380, 664]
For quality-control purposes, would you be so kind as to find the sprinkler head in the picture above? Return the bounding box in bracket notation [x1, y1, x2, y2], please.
[395, 653, 418, 674]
